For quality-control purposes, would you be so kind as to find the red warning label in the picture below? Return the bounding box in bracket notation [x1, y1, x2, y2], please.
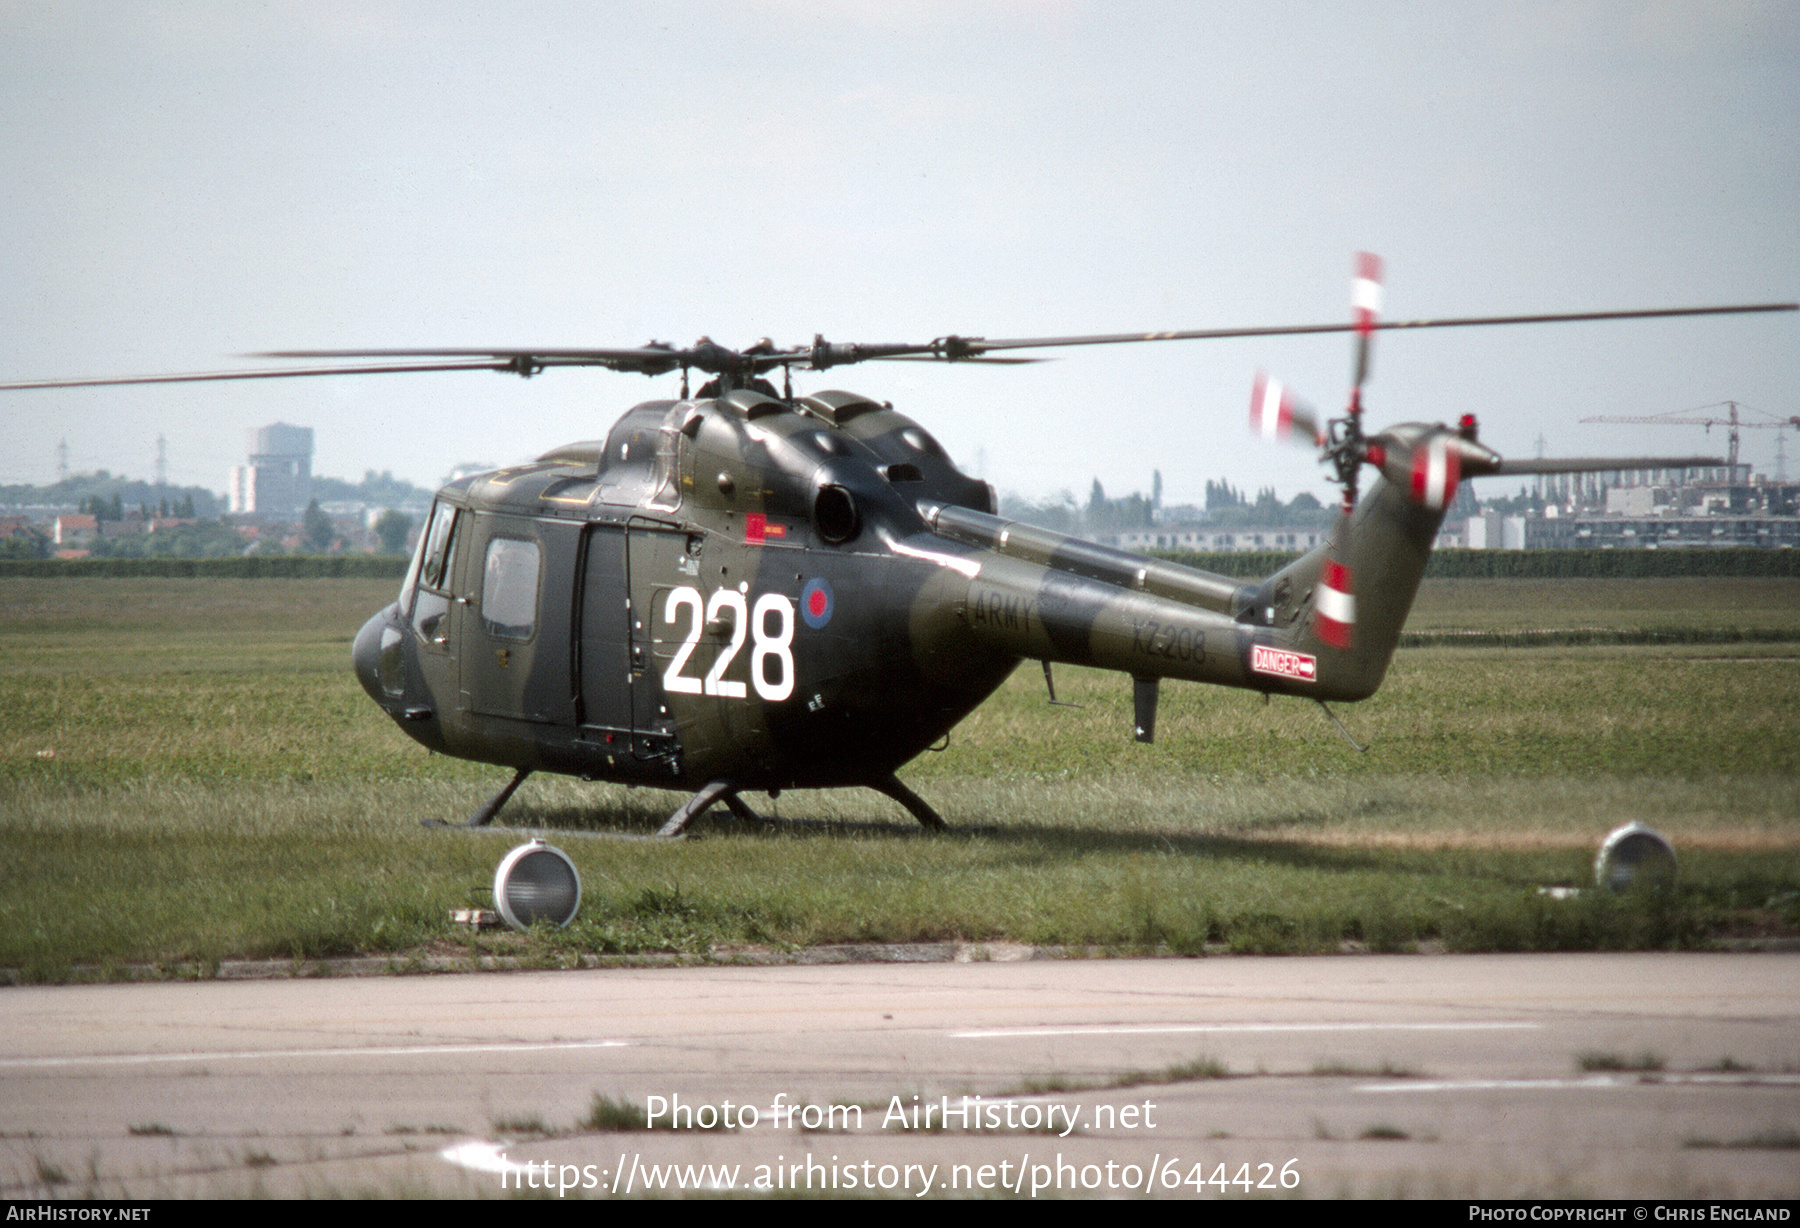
[1251, 643, 1317, 683]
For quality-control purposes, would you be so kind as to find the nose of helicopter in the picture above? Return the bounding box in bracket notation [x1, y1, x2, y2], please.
[352, 603, 401, 706]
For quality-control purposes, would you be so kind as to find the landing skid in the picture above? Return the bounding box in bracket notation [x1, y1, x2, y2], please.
[424, 770, 945, 838]
[421, 768, 532, 830]
[657, 779, 765, 837]
[657, 774, 946, 837]
[870, 775, 947, 830]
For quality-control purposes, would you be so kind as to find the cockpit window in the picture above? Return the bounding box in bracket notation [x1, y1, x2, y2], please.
[482, 537, 541, 640]
[646, 423, 682, 512]
[419, 502, 459, 590]
[407, 501, 460, 646]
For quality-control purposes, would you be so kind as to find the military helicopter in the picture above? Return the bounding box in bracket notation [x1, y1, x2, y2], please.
[7, 260, 1792, 836]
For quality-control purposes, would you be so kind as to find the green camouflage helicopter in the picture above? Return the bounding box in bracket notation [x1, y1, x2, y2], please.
[9, 259, 1792, 835]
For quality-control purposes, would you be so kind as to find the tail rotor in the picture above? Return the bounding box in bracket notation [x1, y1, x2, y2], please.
[1250, 252, 1503, 516]
[1250, 252, 1390, 515]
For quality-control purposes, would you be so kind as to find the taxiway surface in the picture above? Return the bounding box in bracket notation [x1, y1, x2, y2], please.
[1, 952, 1794, 1198]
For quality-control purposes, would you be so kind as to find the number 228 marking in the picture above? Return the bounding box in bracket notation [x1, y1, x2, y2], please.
[661, 586, 795, 702]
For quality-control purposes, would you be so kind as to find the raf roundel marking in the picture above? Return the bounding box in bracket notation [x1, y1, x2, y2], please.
[800, 577, 834, 629]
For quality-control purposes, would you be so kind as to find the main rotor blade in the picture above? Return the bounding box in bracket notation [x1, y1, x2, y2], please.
[941, 302, 1796, 358]
[0, 344, 745, 390]
[0, 359, 518, 390]
[3, 301, 1789, 390]
[257, 346, 705, 374]
[873, 354, 1046, 365]
[257, 346, 685, 363]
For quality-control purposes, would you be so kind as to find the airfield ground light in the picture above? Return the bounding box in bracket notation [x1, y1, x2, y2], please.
[492, 840, 582, 930]
[1595, 822, 1678, 895]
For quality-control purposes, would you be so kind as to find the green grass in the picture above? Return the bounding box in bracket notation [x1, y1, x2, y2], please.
[1358, 1124, 1412, 1141]
[0, 575, 1796, 979]
[1575, 1050, 1666, 1073]
[582, 1095, 649, 1132]
[1403, 576, 1800, 634]
[1311, 1060, 1420, 1078]
[1112, 1054, 1232, 1086]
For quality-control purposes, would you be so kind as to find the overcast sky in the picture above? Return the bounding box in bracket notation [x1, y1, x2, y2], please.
[2, 1, 1795, 507]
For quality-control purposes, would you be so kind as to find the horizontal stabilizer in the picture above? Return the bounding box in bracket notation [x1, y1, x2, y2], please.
[1486, 455, 1724, 475]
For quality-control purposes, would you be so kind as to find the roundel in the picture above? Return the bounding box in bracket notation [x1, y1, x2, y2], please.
[800, 577, 834, 629]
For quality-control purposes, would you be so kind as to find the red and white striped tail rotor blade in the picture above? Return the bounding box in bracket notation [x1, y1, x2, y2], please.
[1408, 434, 1462, 510]
[1353, 251, 1384, 333]
[1315, 557, 1356, 650]
[1250, 371, 1321, 445]
[1351, 251, 1383, 391]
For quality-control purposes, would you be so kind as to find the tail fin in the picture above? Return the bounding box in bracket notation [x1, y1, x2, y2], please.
[1253, 423, 1471, 701]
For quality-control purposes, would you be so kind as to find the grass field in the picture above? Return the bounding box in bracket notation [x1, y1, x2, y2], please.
[0, 574, 1795, 980]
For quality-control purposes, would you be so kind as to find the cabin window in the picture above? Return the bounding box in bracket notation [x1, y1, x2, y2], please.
[482, 537, 541, 640]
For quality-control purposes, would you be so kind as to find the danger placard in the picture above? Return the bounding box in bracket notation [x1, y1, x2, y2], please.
[1251, 644, 1317, 683]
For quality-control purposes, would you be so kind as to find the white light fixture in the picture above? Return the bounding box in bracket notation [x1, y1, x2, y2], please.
[1594, 822, 1676, 894]
[493, 840, 582, 929]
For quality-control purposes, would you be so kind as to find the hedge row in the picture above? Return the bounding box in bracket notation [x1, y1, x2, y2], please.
[1400, 626, 1800, 648]
[1154, 547, 1800, 579]
[1422, 548, 1800, 578]
[0, 555, 411, 579]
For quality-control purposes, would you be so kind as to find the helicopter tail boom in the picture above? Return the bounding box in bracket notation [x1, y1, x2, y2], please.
[923, 420, 1496, 711]
[920, 494, 1432, 705]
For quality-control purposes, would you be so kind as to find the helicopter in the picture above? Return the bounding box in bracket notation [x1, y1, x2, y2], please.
[6, 259, 1792, 836]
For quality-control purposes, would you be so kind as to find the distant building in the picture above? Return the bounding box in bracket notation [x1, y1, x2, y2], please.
[53, 513, 97, 546]
[229, 423, 314, 517]
[1439, 471, 1799, 549]
[1523, 511, 1800, 549]
[1437, 512, 1528, 550]
[1096, 525, 1330, 553]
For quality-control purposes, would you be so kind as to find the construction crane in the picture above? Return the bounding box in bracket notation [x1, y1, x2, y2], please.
[1581, 401, 1800, 476]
